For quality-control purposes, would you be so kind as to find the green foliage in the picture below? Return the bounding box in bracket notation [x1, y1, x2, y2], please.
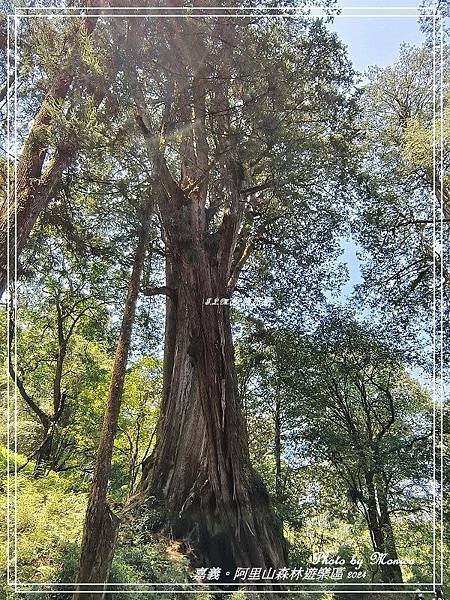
[354, 43, 450, 344]
[1, 5, 447, 596]
[111, 540, 191, 588]
[0, 445, 207, 600]
[112, 357, 162, 500]
[237, 308, 435, 583]
[0, 445, 86, 586]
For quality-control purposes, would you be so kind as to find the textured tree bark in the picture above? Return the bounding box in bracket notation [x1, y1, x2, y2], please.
[139, 227, 286, 575]
[129, 8, 286, 574]
[73, 202, 152, 599]
[161, 255, 178, 407]
[377, 484, 403, 583]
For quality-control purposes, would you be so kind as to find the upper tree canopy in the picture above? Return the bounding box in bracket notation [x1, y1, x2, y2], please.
[3, 5, 358, 325]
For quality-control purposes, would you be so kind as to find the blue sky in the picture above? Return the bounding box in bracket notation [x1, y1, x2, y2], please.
[327, 0, 426, 297]
[330, 0, 425, 73]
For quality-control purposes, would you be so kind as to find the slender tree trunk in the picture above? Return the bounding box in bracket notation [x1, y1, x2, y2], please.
[364, 473, 403, 583]
[34, 428, 53, 477]
[377, 484, 403, 583]
[274, 395, 282, 503]
[140, 234, 286, 576]
[73, 202, 152, 599]
[365, 473, 384, 549]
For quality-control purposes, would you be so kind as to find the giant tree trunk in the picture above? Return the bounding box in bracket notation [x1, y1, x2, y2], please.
[140, 235, 286, 575]
[130, 9, 286, 574]
[73, 202, 152, 599]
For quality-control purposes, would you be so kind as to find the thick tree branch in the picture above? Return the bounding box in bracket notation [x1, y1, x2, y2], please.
[8, 318, 51, 431]
[142, 285, 177, 303]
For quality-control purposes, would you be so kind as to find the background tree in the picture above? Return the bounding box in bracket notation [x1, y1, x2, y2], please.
[297, 314, 431, 583]
[0, 1, 119, 296]
[238, 311, 433, 583]
[8, 245, 110, 476]
[354, 44, 449, 349]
